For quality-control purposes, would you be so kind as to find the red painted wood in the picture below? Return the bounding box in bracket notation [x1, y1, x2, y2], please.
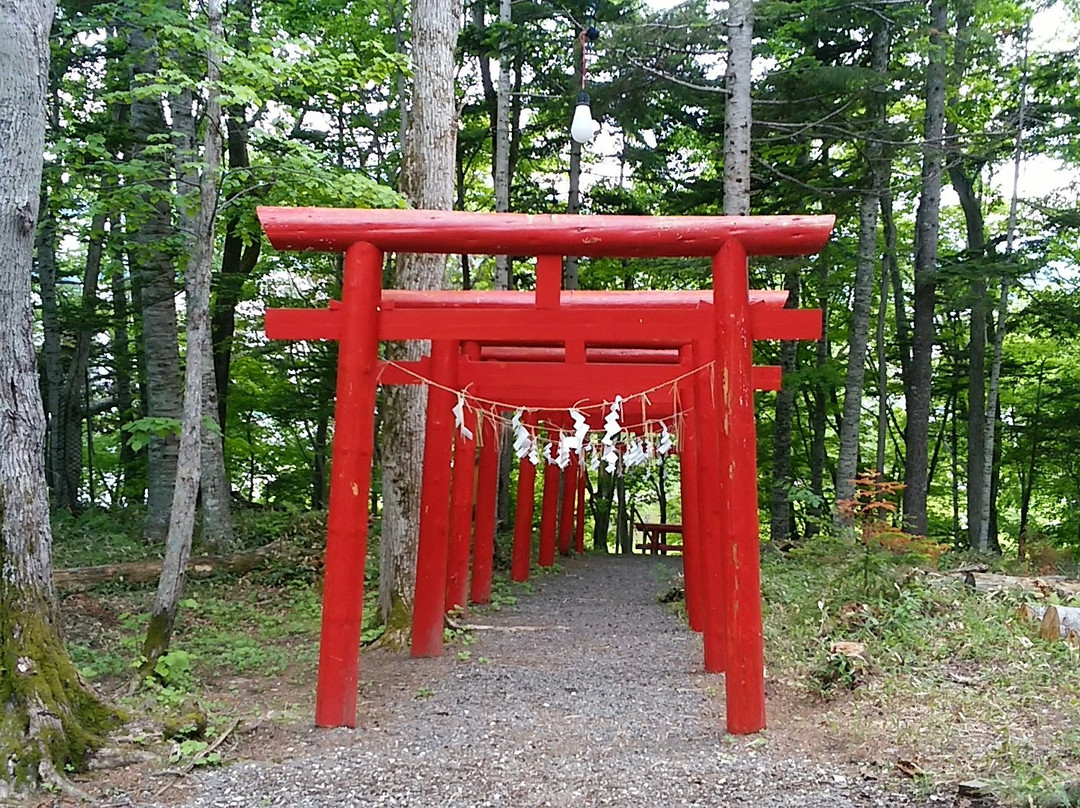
[382, 289, 788, 308]
[411, 340, 458, 658]
[266, 302, 820, 346]
[511, 450, 537, 582]
[314, 243, 382, 728]
[557, 456, 575, 556]
[574, 461, 586, 555]
[714, 241, 766, 735]
[481, 346, 678, 364]
[445, 407, 476, 614]
[379, 306, 708, 346]
[538, 461, 560, 568]
[378, 359, 784, 403]
[258, 207, 836, 257]
[470, 417, 500, 604]
[677, 366, 704, 634]
[693, 338, 726, 675]
[536, 255, 562, 309]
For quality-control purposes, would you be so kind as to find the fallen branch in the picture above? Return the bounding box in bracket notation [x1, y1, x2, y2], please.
[181, 717, 241, 774]
[453, 624, 570, 632]
[54, 543, 282, 590]
[444, 614, 568, 632]
[966, 572, 1080, 600]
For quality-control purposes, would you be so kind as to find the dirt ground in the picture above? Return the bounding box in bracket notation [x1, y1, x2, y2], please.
[30, 556, 1011, 808]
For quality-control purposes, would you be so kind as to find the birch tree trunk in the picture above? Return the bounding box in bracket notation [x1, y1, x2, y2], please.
[493, 0, 511, 289]
[141, 0, 226, 670]
[903, 0, 947, 535]
[723, 0, 753, 216]
[0, 0, 118, 793]
[976, 29, 1028, 553]
[379, 0, 459, 628]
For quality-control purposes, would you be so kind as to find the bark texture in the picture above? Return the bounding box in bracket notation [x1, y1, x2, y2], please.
[835, 25, 889, 508]
[903, 0, 947, 535]
[0, 0, 118, 793]
[170, 58, 233, 553]
[723, 0, 753, 216]
[142, 0, 225, 670]
[128, 23, 182, 543]
[379, 0, 459, 626]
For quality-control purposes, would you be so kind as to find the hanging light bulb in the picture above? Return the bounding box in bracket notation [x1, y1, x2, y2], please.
[570, 91, 599, 144]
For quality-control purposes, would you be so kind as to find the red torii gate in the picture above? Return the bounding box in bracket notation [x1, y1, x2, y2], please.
[260, 207, 833, 735]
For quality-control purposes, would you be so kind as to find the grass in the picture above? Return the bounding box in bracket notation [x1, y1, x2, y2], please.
[49, 505, 1080, 804]
[759, 532, 1080, 803]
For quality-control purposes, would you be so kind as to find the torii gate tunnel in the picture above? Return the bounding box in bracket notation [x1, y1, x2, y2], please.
[260, 207, 834, 735]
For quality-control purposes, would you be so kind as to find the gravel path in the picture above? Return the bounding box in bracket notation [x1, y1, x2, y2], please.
[172, 555, 916, 807]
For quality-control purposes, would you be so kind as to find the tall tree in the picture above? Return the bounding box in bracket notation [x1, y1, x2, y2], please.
[0, 0, 117, 793]
[141, 0, 226, 670]
[379, 0, 460, 627]
[127, 17, 183, 542]
[903, 0, 947, 535]
[835, 22, 890, 507]
[723, 0, 753, 216]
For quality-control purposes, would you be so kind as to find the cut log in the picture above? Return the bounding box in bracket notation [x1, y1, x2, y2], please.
[1039, 605, 1080, 641]
[1018, 604, 1047, 623]
[54, 542, 281, 590]
[965, 572, 1080, 600]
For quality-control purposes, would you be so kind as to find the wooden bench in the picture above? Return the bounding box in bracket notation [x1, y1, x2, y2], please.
[634, 522, 684, 555]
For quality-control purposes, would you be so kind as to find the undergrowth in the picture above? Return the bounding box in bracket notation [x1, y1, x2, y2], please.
[761, 473, 1080, 804]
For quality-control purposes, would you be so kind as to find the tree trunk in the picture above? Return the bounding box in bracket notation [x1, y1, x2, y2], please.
[379, 0, 459, 627]
[128, 24, 182, 543]
[141, 0, 225, 671]
[112, 260, 143, 505]
[770, 267, 799, 543]
[586, 463, 614, 552]
[723, 0, 753, 215]
[836, 24, 888, 509]
[170, 79, 233, 554]
[1017, 361, 1045, 561]
[57, 215, 107, 512]
[903, 0, 947, 536]
[0, 0, 119, 792]
[210, 0, 260, 431]
[806, 260, 830, 535]
[36, 192, 65, 504]
[976, 31, 1028, 554]
[942, 0, 987, 551]
[615, 456, 630, 554]
[492, 0, 511, 289]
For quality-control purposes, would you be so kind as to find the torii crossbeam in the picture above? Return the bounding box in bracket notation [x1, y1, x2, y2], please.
[260, 207, 833, 735]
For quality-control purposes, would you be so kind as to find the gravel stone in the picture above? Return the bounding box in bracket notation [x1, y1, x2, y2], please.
[167, 555, 917, 807]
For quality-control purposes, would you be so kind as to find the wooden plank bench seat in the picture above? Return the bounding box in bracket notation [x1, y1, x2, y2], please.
[634, 522, 684, 555]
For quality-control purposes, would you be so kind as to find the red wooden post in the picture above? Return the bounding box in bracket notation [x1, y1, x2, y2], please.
[511, 449, 537, 582]
[574, 457, 586, 554]
[411, 340, 458, 658]
[446, 404, 476, 613]
[693, 335, 726, 674]
[538, 458, 560, 567]
[557, 457, 575, 556]
[714, 240, 766, 734]
[471, 415, 500, 604]
[314, 242, 382, 728]
[678, 371, 704, 634]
